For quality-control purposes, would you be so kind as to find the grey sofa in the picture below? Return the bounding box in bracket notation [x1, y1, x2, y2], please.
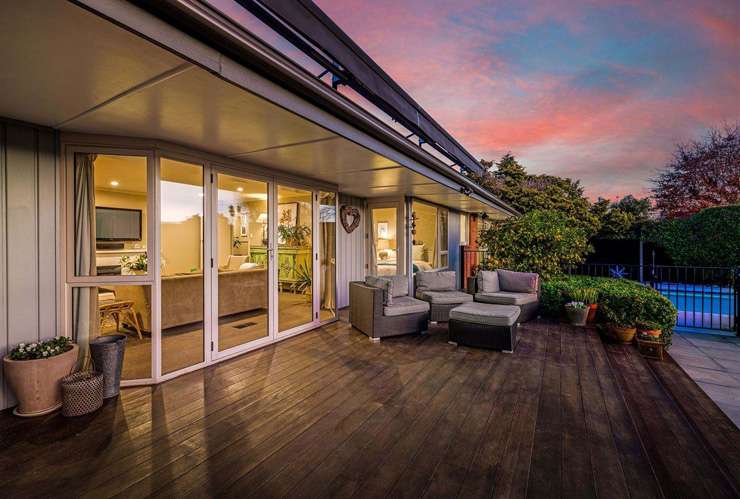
[349, 275, 429, 341]
[467, 269, 540, 323]
[414, 270, 473, 322]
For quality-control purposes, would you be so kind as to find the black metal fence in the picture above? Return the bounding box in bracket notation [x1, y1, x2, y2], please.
[567, 263, 739, 334]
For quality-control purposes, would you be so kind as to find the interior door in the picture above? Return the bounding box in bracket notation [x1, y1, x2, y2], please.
[212, 171, 273, 358]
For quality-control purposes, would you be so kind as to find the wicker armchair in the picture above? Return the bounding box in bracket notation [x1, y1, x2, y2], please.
[467, 270, 541, 323]
[349, 281, 429, 341]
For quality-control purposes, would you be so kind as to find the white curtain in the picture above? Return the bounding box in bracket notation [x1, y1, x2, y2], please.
[73, 153, 99, 361]
[321, 221, 336, 314]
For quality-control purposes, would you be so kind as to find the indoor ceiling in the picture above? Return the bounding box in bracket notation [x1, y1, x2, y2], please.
[0, 0, 506, 216]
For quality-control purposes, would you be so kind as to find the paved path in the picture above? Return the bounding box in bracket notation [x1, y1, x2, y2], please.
[670, 332, 740, 427]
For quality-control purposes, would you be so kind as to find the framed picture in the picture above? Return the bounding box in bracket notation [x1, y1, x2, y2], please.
[278, 202, 299, 227]
[377, 221, 389, 239]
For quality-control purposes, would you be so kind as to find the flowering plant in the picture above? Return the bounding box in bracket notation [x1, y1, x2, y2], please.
[8, 337, 73, 360]
[565, 301, 588, 310]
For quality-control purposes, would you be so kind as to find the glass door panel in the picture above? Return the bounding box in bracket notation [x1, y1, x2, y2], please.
[216, 173, 270, 352]
[370, 207, 398, 276]
[160, 158, 205, 374]
[277, 185, 314, 332]
[319, 192, 336, 321]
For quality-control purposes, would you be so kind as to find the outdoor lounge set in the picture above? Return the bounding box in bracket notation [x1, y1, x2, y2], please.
[349, 269, 540, 352]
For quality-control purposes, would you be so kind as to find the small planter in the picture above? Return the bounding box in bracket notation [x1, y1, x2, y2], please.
[636, 336, 665, 360]
[609, 324, 637, 344]
[565, 306, 589, 326]
[639, 328, 662, 338]
[61, 371, 104, 417]
[587, 303, 598, 323]
[3, 344, 79, 417]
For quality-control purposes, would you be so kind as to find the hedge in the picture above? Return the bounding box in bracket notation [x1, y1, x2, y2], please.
[541, 276, 678, 345]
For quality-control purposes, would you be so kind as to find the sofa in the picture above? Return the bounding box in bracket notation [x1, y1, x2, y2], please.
[414, 270, 473, 322]
[349, 274, 429, 341]
[113, 267, 268, 332]
[467, 269, 540, 323]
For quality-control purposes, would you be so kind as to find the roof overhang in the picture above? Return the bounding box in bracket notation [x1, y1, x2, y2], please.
[0, 0, 516, 217]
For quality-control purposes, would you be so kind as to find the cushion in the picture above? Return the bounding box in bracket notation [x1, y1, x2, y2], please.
[412, 244, 425, 260]
[383, 296, 430, 317]
[225, 255, 248, 270]
[365, 275, 393, 306]
[239, 262, 259, 270]
[416, 270, 456, 292]
[497, 269, 539, 293]
[388, 274, 409, 297]
[475, 291, 538, 306]
[417, 290, 473, 304]
[449, 302, 520, 326]
[478, 271, 500, 293]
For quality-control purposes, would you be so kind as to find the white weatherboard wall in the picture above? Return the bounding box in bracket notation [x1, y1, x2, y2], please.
[337, 194, 366, 309]
[0, 120, 60, 410]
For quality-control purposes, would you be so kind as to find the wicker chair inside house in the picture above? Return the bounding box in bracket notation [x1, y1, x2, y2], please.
[349, 275, 429, 341]
[414, 270, 473, 323]
[467, 269, 541, 323]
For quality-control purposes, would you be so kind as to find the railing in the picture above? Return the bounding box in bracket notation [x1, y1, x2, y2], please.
[567, 263, 739, 334]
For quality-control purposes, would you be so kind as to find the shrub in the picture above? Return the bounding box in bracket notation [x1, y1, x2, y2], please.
[541, 276, 678, 345]
[478, 209, 591, 280]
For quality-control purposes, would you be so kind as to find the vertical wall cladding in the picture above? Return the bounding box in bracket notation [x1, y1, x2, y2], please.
[337, 194, 366, 309]
[0, 120, 59, 410]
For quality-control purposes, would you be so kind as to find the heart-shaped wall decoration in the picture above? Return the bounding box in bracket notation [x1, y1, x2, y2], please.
[340, 205, 361, 234]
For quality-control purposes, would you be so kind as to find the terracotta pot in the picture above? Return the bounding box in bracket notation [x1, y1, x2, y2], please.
[587, 303, 598, 323]
[3, 344, 79, 417]
[640, 328, 662, 338]
[609, 325, 637, 344]
[565, 306, 589, 326]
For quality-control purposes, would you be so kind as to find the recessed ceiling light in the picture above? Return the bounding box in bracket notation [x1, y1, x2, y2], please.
[237, 187, 244, 192]
[110, 180, 119, 187]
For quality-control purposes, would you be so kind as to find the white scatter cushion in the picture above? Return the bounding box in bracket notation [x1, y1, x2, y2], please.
[239, 262, 259, 270]
[478, 270, 500, 293]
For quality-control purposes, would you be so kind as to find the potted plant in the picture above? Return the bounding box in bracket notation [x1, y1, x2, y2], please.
[637, 320, 662, 338]
[564, 301, 589, 326]
[602, 300, 638, 343]
[3, 337, 78, 416]
[121, 253, 147, 275]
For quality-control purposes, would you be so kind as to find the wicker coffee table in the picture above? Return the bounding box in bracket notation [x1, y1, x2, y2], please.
[448, 302, 520, 353]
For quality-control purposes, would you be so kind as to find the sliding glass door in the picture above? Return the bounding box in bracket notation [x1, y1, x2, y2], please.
[212, 172, 272, 358]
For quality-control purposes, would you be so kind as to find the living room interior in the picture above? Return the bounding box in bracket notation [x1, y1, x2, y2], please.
[84, 154, 335, 380]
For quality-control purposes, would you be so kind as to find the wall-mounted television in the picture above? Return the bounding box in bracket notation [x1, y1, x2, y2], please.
[96, 206, 142, 241]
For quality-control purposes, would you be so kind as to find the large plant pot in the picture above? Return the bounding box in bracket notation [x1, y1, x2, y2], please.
[3, 344, 79, 417]
[90, 335, 126, 399]
[587, 304, 598, 323]
[609, 325, 637, 344]
[565, 307, 589, 326]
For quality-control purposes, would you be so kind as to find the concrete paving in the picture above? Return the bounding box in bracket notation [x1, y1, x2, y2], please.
[670, 332, 740, 428]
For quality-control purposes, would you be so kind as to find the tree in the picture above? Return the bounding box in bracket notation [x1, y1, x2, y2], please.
[590, 195, 652, 239]
[478, 210, 591, 280]
[470, 154, 600, 236]
[652, 124, 740, 219]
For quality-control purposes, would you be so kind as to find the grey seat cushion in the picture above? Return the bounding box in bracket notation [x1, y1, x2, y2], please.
[449, 302, 520, 326]
[417, 290, 473, 304]
[496, 269, 539, 293]
[383, 296, 430, 317]
[475, 291, 538, 306]
[477, 270, 500, 292]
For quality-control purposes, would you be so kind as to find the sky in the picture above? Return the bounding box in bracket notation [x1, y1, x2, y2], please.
[315, 0, 740, 200]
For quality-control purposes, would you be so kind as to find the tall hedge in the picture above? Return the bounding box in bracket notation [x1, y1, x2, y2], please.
[541, 276, 678, 345]
[646, 205, 740, 267]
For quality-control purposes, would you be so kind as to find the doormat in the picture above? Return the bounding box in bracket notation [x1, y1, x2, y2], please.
[233, 322, 257, 330]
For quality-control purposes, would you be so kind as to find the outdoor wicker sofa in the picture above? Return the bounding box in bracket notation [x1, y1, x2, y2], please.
[467, 269, 541, 323]
[349, 275, 429, 341]
[414, 270, 473, 322]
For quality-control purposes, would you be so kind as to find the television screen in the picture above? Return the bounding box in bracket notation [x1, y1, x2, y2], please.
[96, 207, 142, 241]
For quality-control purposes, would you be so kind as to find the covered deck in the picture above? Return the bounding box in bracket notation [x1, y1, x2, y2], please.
[2, 317, 738, 498]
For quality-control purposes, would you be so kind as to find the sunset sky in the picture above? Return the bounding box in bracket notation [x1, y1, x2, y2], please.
[316, 0, 739, 200]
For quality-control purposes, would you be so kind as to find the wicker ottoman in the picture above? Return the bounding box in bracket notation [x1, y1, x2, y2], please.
[448, 302, 520, 353]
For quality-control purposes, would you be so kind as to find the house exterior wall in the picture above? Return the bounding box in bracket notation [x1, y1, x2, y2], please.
[336, 194, 366, 309]
[0, 120, 60, 410]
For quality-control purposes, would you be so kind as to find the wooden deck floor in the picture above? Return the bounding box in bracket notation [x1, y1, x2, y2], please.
[1, 318, 738, 498]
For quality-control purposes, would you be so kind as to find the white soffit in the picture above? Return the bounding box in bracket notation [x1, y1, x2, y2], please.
[0, 0, 502, 215]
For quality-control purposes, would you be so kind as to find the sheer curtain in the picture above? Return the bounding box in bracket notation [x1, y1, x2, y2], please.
[73, 153, 99, 361]
[321, 221, 336, 314]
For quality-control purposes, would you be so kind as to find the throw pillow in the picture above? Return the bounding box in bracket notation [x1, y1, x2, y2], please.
[478, 270, 500, 292]
[497, 269, 539, 293]
[365, 275, 393, 305]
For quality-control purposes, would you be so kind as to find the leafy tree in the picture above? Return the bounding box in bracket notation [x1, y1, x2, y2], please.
[590, 195, 652, 239]
[478, 210, 591, 280]
[652, 124, 740, 219]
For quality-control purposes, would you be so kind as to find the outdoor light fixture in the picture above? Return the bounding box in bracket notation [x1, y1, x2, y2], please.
[110, 180, 119, 187]
[237, 187, 243, 192]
